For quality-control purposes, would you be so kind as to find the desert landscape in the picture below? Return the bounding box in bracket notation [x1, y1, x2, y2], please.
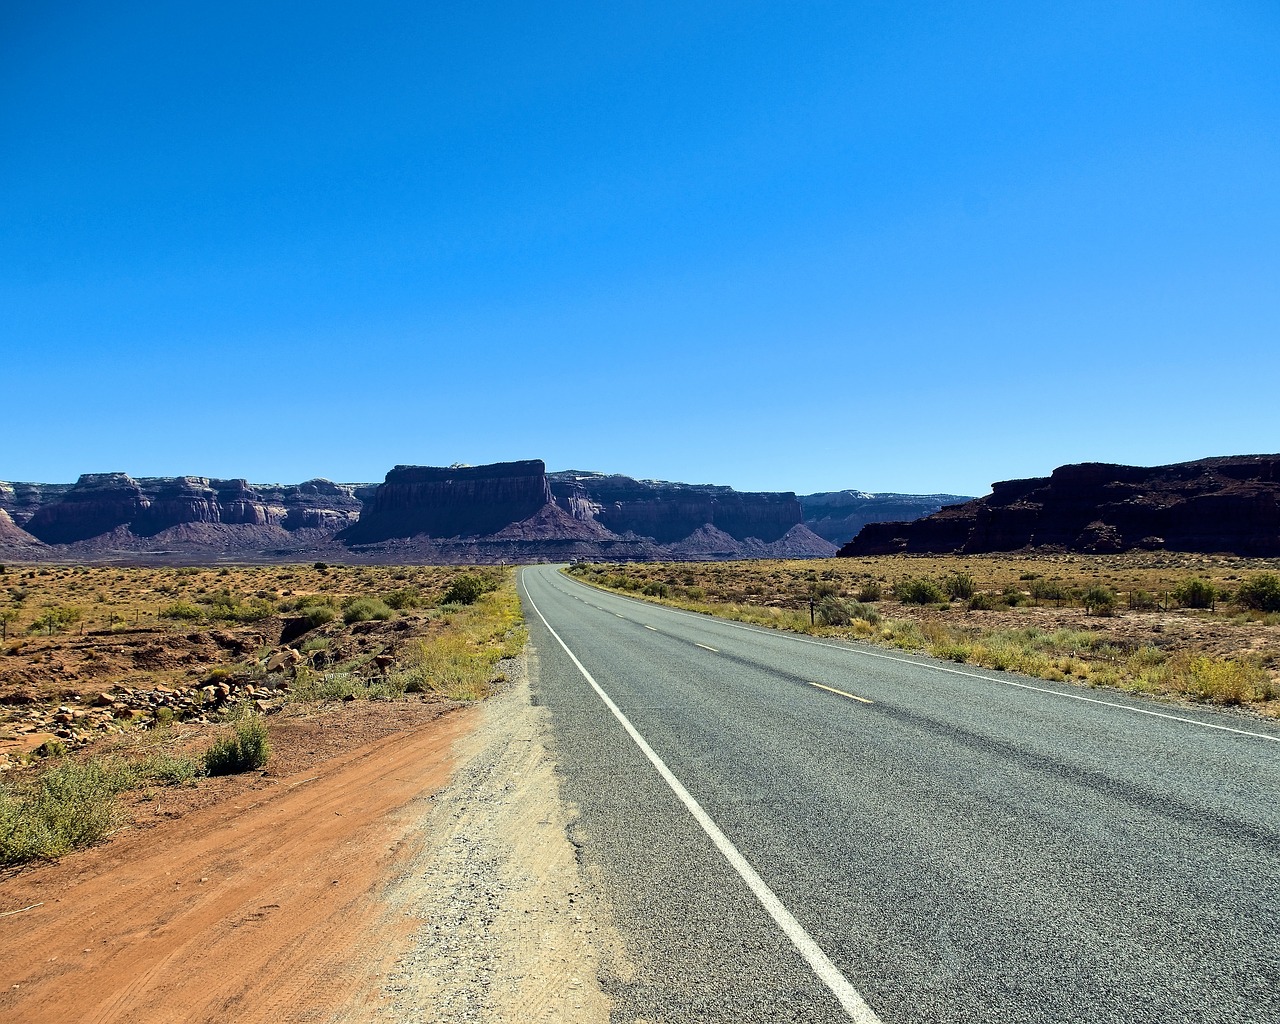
[566, 551, 1280, 715]
[7, 6, 1279, 1018]
[0, 562, 561, 1021]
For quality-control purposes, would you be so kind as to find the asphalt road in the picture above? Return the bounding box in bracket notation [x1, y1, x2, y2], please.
[518, 564, 1280, 1024]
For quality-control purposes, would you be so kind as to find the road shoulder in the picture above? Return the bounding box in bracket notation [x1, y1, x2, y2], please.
[376, 645, 616, 1023]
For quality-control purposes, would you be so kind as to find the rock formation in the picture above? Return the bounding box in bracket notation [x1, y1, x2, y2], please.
[341, 461, 552, 544]
[3, 473, 370, 553]
[0, 509, 42, 549]
[1, 459, 960, 563]
[839, 455, 1280, 557]
[547, 471, 806, 544]
[798, 490, 973, 546]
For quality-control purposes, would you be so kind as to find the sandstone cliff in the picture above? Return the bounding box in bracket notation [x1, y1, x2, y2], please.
[547, 471, 808, 545]
[0, 509, 43, 549]
[798, 490, 973, 546]
[340, 461, 553, 544]
[7, 473, 368, 547]
[839, 455, 1280, 557]
[0, 458, 979, 563]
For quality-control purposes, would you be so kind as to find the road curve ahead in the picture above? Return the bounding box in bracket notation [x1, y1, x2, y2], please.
[518, 564, 1280, 1024]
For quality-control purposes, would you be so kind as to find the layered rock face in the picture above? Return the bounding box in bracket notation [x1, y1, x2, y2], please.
[23, 473, 150, 544]
[0, 481, 73, 527]
[337, 464, 833, 561]
[840, 455, 1280, 557]
[11, 473, 366, 545]
[341, 461, 553, 544]
[548, 472, 804, 544]
[3, 459, 966, 563]
[798, 490, 973, 546]
[0, 509, 42, 548]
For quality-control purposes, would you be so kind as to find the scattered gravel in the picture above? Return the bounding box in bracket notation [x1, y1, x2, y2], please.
[376, 650, 615, 1023]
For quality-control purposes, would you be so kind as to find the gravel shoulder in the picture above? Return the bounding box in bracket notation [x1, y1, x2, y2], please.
[377, 647, 616, 1023]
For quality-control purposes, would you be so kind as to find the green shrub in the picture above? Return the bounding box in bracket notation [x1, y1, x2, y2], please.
[816, 596, 852, 626]
[1082, 585, 1117, 616]
[297, 605, 337, 630]
[0, 757, 124, 865]
[1235, 573, 1280, 613]
[1128, 589, 1159, 611]
[30, 605, 83, 635]
[896, 577, 946, 605]
[280, 593, 336, 612]
[942, 572, 976, 601]
[441, 573, 496, 605]
[1172, 578, 1216, 610]
[855, 581, 883, 602]
[161, 601, 204, 620]
[642, 581, 671, 597]
[203, 716, 270, 775]
[848, 601, 881, 625]
[968, 592, 997, 611]
[129, 752, 198, 786]
[1002, 586, 1026, 607]
[384, 587, 424, 610]
[221, 598, 275, 623]
[343, 596, 394, 623]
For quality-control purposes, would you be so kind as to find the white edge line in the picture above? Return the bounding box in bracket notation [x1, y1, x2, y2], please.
[521, 572, 883, 1024]
[557, 569, 1280, 745]
[695, 643, 719, 653]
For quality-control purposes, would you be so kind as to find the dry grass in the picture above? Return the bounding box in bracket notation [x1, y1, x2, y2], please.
[0, 562, 528, 864]
[0, 562, 520, 693]
[566, 553, 1280, 716]
[1, 562, 475, 643]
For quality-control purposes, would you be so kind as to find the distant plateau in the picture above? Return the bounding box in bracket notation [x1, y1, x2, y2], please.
[0, 460, 967, 564]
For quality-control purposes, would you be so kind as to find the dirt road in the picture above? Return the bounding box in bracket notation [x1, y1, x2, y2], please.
[0, 652, 613, 1023]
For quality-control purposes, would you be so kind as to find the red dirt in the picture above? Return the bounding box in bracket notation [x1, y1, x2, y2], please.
[0, 700, 476, 1024]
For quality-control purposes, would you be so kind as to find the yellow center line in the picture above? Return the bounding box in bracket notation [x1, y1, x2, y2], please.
[808, 681, 874, 705]
[695, 643, 719, 653]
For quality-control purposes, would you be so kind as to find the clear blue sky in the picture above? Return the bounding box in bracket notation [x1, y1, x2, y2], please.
[3, 1, 1277, 496]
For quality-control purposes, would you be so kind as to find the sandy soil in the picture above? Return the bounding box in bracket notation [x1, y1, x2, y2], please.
[0, 700, 474, 1023]
[0, 648, 615, 1024]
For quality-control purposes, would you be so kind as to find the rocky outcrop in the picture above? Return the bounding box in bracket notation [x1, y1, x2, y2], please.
[839, 455, 1280, 557]
[799, 490, 973, 546]
[0, 481, 73, 527]
[341, 461, 553, 544]
[0, 509, 43, 549]
[23, 473, 150, 544]
[2, 459, 959, 563]
[547, 471, 804, 544]
[11, 473, 368, 546]
[665, 523, 836, 560]
[269, 479, 369, 531]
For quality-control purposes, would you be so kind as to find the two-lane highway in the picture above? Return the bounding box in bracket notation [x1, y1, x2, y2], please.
[519, 564, 1280, 1024]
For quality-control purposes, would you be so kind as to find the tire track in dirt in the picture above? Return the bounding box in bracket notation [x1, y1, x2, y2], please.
[0, 707, 475, 1023]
